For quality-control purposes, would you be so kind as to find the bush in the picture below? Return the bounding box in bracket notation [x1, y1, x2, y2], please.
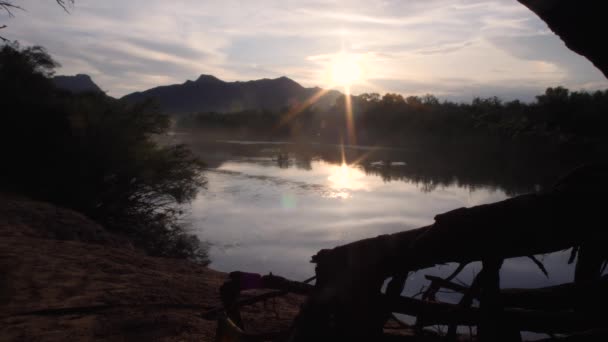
[0, 42, 209, 264]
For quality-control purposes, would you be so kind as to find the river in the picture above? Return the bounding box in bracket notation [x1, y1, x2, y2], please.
[186, 140, 577, 298]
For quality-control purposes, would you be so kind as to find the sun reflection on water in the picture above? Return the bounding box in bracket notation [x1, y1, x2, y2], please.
[327, 162, 368, 194]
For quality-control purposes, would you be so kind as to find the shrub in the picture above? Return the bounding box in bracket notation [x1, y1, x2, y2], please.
[0, 42, 209, 264]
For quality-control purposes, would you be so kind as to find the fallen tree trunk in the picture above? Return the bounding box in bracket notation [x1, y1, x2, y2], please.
[289, 164, 608, 341]
[312, 190, 606, 283]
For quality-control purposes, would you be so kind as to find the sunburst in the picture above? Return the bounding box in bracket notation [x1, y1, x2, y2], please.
[330, 52, 362, 87]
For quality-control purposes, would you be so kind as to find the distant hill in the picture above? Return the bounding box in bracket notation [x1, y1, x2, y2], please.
[121, 75, 341, 114]
[53, 74, 103, 94]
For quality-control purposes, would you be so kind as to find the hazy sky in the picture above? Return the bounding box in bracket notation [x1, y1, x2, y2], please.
[3, 0, 607, 101]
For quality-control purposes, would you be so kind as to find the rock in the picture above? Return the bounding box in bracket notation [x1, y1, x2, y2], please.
[0, 194, 125, 247]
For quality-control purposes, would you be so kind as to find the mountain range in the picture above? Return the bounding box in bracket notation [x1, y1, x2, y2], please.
[53, 74, 103, 94]
[53, 74, 342, 114]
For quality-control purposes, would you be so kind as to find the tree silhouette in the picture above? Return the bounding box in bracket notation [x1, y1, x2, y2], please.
[0, 42, 209, 263]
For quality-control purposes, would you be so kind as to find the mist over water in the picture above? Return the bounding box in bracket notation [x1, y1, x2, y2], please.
[187, 140, 578, 291]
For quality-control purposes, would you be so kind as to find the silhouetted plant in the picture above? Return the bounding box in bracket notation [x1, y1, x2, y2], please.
[0, 42, 208, 264]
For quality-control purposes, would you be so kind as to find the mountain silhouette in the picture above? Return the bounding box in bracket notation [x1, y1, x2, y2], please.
[53, 74, 103, 94]
[121, 75, 341, 114]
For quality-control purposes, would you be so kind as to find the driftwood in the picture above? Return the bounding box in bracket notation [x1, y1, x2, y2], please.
[211, 272, 607, 340]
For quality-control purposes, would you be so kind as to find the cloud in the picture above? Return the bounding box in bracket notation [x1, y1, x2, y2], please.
[414, 41, 475, 55]
[364, 77, 549, 102]
[2, 0, 605, 98]
[488, 33, 607, 85]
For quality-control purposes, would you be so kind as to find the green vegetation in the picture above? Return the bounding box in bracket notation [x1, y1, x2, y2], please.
[0, 42, 209, 264]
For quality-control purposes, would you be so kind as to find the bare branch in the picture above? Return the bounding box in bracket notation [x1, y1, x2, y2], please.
[0, 23, 6, 41]
[568, 245, 579, 264]
[445, 262, 467, 282]
[55, 0, 74, 13]
[528, 255, 549, 278]
[1, 1, 73, 41]
[0, 2, 24, 17]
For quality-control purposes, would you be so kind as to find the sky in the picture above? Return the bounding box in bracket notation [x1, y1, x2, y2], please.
[2, 0, 607, 101]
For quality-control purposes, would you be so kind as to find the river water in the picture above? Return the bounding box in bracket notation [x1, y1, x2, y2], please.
[186, 140, 577, 296]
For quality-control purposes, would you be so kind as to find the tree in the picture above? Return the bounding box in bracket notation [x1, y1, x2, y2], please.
[421, 94, 439, 106]
[536, 86, 569, 105]
[381, 93, 405, 104]
[0, 42, 209, 263]
[359, 93, 381, 103]
[406, 95, 422, 107]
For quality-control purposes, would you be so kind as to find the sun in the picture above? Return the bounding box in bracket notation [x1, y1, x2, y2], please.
[330, 52, 362, 87]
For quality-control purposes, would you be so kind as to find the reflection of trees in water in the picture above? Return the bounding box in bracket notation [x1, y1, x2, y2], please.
[356, 155, 562, 196]
[295, 154, 313, 170]
[276, 152, 290, 169]
[303, 143, 575, 196]
[361, 164, 504, 194]
[193, 141, 588, 196]
[274, 150, 313, 170]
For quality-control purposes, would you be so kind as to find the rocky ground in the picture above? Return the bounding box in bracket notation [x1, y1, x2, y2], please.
[0, 194, 303, 341]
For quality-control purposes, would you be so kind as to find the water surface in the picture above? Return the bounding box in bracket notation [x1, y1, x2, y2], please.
[188, 141, 576, 292]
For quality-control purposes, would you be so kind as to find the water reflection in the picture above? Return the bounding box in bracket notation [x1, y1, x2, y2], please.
[276, 152, 290, 169]
[327, 163, 368, 193]
[184, 139, 579, 195]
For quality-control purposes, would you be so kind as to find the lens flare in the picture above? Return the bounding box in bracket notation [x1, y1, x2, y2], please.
[277, 88, 330, 128]
[281, 193, 297, 209]
[344, 86, 356, 145]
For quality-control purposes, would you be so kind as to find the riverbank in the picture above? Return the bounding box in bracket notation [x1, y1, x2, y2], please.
[0, 194, 302, 341]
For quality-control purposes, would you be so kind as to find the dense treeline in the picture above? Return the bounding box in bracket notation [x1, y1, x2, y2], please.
[179, 87, 608, 150]
[354, 89, 608, 146]
[0, 43, 209, 263]
[178, 110, 295, 140]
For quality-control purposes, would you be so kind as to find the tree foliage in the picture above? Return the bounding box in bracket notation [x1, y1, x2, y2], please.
[0, 42, 208, 263]
[181, 85, 608, 150]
